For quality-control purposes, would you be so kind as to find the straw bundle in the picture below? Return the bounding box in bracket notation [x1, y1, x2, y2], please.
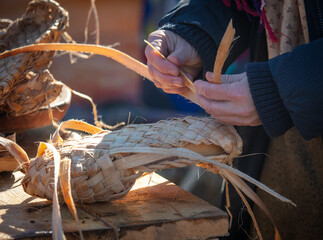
[22, 117, 242, 203]
[0, 0, 68, 116]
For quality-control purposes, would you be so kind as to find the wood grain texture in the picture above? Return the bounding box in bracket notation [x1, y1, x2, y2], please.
[0, 171, 228, 239]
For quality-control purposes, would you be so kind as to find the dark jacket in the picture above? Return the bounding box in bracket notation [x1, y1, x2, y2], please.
[157, 1, 323, 240]
[159, 0, 323, 140]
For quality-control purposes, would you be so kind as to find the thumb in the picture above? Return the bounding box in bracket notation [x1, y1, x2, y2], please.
[167, 50, 185, 67]
[166, 43, 192, 67]
[206, 71, 245, 84]
[221, 72, 248, 84]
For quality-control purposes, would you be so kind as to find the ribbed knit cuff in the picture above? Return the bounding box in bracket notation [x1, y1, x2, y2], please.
[160, 23, 217, 80]
[247, 62, 294, 138]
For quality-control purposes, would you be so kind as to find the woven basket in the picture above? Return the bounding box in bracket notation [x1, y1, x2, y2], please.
[22, 117, 242, 203]
[0, 0, 68, 116]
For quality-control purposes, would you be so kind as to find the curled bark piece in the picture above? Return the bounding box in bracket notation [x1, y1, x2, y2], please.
[0, 43, 199, 106]
[213, 19, 236, 84]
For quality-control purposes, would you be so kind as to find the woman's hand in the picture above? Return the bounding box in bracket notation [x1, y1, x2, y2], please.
[194, 72, 261, 126]
[145, 30, 202, 94]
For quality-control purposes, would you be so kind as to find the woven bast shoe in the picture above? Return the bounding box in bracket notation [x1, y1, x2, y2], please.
[21, 117, 242, 203]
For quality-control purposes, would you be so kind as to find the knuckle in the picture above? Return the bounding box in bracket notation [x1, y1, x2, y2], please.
[164, 88, 180, 94]
[164, 89, 173, 93]
[147, 31, 159, 41]
[200, 84, 214, 98]
[239, 108, 252, 118]
[145, 46, 152, 59]
[204, 103, 215, 115]
[153, 80, 161, 88]
[147, 64, 155, 77]
[240, 109, 251, 118]
[204, 87, 214, 98]
[214, 116, 227, 124]
[234, 87, 246, 100]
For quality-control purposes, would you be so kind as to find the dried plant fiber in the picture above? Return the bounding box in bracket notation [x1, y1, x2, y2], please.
[2, 70, 63, 116]
[22, 117, 242, 203]
[0, 118, 295, 240]
[0, 11, 296, 239]
[0, 0, 68, 116]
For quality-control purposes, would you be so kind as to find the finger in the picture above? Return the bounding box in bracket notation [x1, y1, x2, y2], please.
[197, 95, 234, 117]
[167, 54, 181, 67]
[145, 46, 179, 76]
[167, 35, 202, 67]
[151, 79, 187, 94]
[198, 94, 259, 117]
[205, 71, 240, 84]
[162, 86, 189, 94]
[148, 63, 184, 88]
[145, 36, 180, 76]
[147, 31, 168, 55]
[212, 116, 261, 126]
[214, 114, 262, 126]
[197, 95, 261, 126]
[194, 80, 234, 101]
[205, 72, 214, 82]
[152, 78, 162, 89]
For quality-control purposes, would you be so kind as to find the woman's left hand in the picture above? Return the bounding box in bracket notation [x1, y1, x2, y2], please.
[194, 72, 261, 126]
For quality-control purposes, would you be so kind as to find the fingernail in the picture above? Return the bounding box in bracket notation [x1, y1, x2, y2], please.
[194, 80, 201, 86]
[206, 71, 213, 79]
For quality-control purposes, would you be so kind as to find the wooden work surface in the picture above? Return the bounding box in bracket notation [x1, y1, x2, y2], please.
[0, 171, 228, 240]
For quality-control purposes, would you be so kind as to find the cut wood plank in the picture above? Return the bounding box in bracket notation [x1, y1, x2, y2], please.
[0, 134, 19, 172]
[0, 156, 20, 172]
[0, 171, 228, 240]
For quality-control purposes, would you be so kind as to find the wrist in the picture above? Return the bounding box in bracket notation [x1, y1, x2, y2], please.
[247, 62, 294, 137]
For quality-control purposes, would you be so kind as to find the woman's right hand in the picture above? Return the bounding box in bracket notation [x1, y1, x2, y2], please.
[145, 30, 203, 94]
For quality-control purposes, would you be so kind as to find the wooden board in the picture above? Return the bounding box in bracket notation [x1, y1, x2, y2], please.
[0, 126, 57, 172]
[0, 171, 228, 240]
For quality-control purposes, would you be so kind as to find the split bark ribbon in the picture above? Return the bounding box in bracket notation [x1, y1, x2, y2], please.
[0, 20, 293, 240]
[212, 19, 235, 84]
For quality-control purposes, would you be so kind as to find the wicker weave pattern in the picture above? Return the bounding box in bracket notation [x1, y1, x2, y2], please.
[22, 117, 242, 203]
[3, 70, 62, 116]
[0, 0, 68, 114]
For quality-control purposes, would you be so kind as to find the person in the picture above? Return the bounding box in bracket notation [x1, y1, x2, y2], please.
[145, 0, 323, 239]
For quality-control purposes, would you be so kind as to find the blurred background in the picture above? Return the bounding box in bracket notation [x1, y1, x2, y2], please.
[0, 0, 248, 207]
